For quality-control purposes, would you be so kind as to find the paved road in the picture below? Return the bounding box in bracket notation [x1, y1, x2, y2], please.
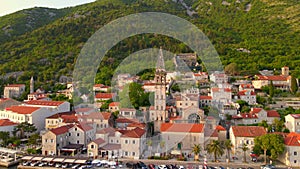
[119, 158, 290, 169]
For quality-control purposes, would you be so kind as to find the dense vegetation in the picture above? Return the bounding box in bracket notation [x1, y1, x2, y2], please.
[0, 0, 299, 93]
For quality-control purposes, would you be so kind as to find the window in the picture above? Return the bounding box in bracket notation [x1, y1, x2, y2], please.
[294, 160, 297, 163]
[91, 145, 94, 149]
[132, 140, 135, 144]
[77, 133, 80, 136]
[69, 133, 71, 136]
[125, 140, 128, 144]
[111, 139, 113, 143]
[45, 139, 48, 143]
[75, 128, 77, 131]
[77, 140, 79, 144]
[194, 136, 196, 142]
[132, 152, 135, 156]
[51, 139, 54, 143]
[125, 151, 128, 156]
[294, 151, 297, 156]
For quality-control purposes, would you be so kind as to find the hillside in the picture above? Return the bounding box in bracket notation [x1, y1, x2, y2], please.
[0, 7, 71, 43]
[0, 0, 299, 91]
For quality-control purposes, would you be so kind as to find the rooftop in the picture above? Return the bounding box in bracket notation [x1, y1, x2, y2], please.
[160, 123, 204, 133]
[6, 106, 40, 114]
[25, 100, 65, 106]
[231, 126, 266, 137]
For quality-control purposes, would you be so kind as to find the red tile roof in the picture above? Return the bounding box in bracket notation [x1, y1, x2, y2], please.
[238, 90, 256, 96]
[50, 125, 73, 135]
[25, 100, 65, 106]
[256, 75, 290, 81]
[285, 133, 300, 146]
[240, 84, 254, 88]
[290, 114, 300, 119]
[96, 127, 116, 136]
[0, 119, 17, 126]
[47, 111, 76, 119]
[95, 93, 115, 99]
[200, 96, 212, 100]
[76, 122, 93, 131]
[6, 106, 40, 114]
[211, 88, 231, 92]
[116, 118, 139, 123]
[127, 123, 146, 128]
[216, 125, 226, 131]
[267, 110, 280, 117]
[81, 112, 111, 120]
[109, 102, 119, 107]
[160, 123, 204, 133]
[250, 108, 262, 114]
[75, 107, 94, 112]
[94, 84, 105, 87]
[90, 138, 105, 145]
[231, 126, 266, 137]
[122, 127, 146, 138]
[5, 84, 25, 87]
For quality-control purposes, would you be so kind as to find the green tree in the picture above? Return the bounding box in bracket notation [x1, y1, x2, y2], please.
[192, 144, 201, 161]
[254, 134, 285, 164]
[225, 62, 239, 75]
[13, 122, 37, 139]
[119, 84, 133, 108]
[206, 140, 224, 162]
[291, 76, 298, 94]
[129, 82, 150, 109]
[28, 133, 40, 146]
[258, 120, 269, 128]
[0, 131, 10, 146]
[224, 140, 233, 162]
[269, 81, 274, 98]
[241, 143, 249, 163]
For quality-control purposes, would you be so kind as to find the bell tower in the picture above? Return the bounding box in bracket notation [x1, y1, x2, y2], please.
[153, 47, 167, 132]
[30, 76, 34, 94]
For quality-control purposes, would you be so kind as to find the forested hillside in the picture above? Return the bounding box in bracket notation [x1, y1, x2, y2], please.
[0, 0, 299, 92]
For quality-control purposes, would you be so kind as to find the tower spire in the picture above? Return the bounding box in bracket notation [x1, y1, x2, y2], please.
[156, 47, 165, 71]
[30, 76, 34, 94]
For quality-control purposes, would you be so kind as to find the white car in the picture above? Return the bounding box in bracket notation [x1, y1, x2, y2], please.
[179, 166, 185, 169]
[158, 165, 167, 169]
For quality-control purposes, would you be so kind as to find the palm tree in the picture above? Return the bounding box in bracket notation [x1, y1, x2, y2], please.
[241, 143, 249, 163]
[206, 140, 224, 162]
[224, 140, 233, 162]
[192, 144, 201, 161]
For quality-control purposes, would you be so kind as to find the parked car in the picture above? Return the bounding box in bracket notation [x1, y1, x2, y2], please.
[263, 165, 275, 169]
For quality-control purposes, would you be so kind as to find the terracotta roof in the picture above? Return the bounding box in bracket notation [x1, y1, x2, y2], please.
[109, 102, 119, 107]
[122, 127, 146, 138]
[210, 129, 218, 137]
[231, 126, 266, 137]
[96, 127, 116, 136]
[216, 125, 226, 131]
[160, 123, 204, 133]
[50, 125, 73, 135]
[267, 110, 280, 117]
[5, 84, 25, 87]
[250, 108, 262, 114]
[76, 122, 93, 131]
[95, 93, 115, 99]
[127, 123, 146, 128]
[90, 138, 105, 145]
[25, 100, 65, 106]
[256, 75, 289, 81]
[240, 84, 254, 88]
[290, 114, 300, 119]
[211, 88, 231, 92]
[75, 108, 94, 112]
[6, 106, 40, 114]
[0, 119, 17, 126]
[47, 111, 76, 119]
[285, 133, 300, 146]
[200, 96, 212, 100]
[94, 84, 106, 87]
[82, 112, 111, 120]
[61, 115, 78, 123]
[238, 90, 256, 96]
[116, 118, 139, 123]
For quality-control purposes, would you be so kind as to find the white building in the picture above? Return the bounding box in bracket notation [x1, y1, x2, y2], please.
[210, 72, 228, 84]
[4, 84, 25, 99]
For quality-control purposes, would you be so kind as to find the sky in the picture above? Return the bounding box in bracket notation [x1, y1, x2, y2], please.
[0, 0, 96, 16]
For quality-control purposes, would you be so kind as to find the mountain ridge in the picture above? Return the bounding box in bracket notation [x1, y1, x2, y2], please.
[0, 0, 299, 92]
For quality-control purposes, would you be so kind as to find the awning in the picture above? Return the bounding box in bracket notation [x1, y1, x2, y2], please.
[74, 159, 87, 164]
[64, 159, 76, 163]
[22, 156, 33, 160]
[42, 157, 53, 162]
[32, 157, 44, 161]
[53, 158, 65, 162]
